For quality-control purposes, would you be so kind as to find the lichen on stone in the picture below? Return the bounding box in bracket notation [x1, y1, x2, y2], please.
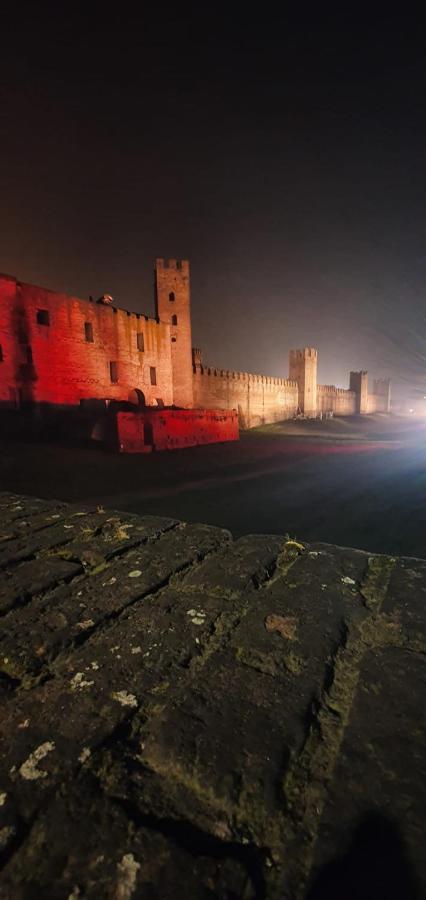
[116, 853, 140, 900]
[70, 672, 94, 691]
[112, 691, 138, 708]
[19, 741, 55, 780]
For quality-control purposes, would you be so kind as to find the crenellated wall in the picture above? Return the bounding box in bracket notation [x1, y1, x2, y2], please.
[1, 263, 392, 430]
[192, 357, 298, 428]
[0, 275, 174, 408]
[317, 385, 357, 415]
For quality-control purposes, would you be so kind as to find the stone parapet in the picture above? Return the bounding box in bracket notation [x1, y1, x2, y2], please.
[0, 493, 424, 898]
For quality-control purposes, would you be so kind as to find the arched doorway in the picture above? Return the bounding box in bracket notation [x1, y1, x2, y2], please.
[128, 388, 146, 407]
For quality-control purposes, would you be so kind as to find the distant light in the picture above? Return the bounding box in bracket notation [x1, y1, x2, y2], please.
[409, 408, 414, 413]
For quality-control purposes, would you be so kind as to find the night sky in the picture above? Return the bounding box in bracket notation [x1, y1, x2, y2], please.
[1, 8, 425, 393]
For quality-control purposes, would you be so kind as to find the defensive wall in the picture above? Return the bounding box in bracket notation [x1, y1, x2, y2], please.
[0, 274, 174, 409]
[193, 348, 390, 425]
[0, 492, 424, 897]
[111, 408, 239, 452]
[192, 350, 299, 428]
[317, 384, 357, 415]
[1, 260, 391, 434]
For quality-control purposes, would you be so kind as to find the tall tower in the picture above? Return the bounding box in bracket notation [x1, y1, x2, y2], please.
[289, 348, 318, 417]
[155, 259, 193, 408]
[349, 371, 369, 414]
[373, 378, 391, 413]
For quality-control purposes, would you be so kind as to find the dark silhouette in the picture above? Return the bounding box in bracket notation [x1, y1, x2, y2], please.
[306, 812, 420, 900]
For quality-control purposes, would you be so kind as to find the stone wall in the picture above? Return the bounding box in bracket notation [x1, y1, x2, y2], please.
[0, 492, 424, 898]
[317, 384, 357, 415]
[1, 266, 392, 428]
[0, 275, 174, 408]
[193, 361, 299, 428]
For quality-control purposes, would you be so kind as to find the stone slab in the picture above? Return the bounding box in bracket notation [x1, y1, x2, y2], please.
[0, 493, 424, 899]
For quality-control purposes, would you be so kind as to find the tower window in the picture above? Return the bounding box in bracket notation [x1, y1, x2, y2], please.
[171, 314, 177, 326]
[171, 337, 177, 343]
[169, 291, 175, 302]
[26, 346, 33, 364]
[136, 332, 144, 351]
[150, 366, 157, 385]
[109, 361, 118, 384]
[0, 345, 3, 362]
[36, 309, 50, 326]
[84, 322, 94, 342]
[176, 260, 182, 270]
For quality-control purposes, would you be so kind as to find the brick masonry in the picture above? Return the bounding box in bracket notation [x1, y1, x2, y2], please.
[112, 408, 239, 452]
[1, 262, 391, 431]
[0, 492, 424, 898]
[0, 274, 173, 409]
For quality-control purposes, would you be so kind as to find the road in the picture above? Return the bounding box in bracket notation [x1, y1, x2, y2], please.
[0, 414, 425, 557]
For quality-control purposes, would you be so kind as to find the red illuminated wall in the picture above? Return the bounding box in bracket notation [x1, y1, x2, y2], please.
[0, 275, 173, 408]
[113, 409, 239, 453]
[0, 268, 391, 426]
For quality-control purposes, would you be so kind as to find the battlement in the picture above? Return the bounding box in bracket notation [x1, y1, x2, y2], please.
[193, 365, 297, 389]
[192, 347, 203, 368]
[318, 385, 356, 396]
[0, 275, 154, 321]
[289, 347, 318, 361]
[156, 258, 189, 273]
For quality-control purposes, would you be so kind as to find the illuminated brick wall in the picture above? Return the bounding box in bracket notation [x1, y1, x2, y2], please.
[0, 268, 390, 424]
[192, 352, 299, 428]
[317, 385, 357, 415]
[155, 259, 193, 408]
[112, 408, 239, 452]
[0, 275, 174, 408]
[289, 347, 318, 417]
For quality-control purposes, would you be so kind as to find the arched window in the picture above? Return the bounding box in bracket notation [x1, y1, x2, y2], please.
[169, 291, 175, 302]
[171, 314, 177, 326]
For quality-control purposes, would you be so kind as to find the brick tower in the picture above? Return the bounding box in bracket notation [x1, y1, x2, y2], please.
[155, 259, 193, 408]
[373, 378, 391, 413]
[349, 371, 369, 413]
[289, 347, 318, 417]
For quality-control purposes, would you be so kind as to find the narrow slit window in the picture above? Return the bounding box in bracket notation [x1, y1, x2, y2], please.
[110, 361, 118, 384]
[36, 309, 50, 326]
[26, 346, 33, 364]
[136, 332, 144, 351]
[150, 366, 157, 385]
[0, 345, 3, 362]
[171, 314, 177, 325]
[84, 322, 94, 342]
[169, 291, 175, 302]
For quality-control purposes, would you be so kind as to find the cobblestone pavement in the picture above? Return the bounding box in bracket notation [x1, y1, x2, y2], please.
[0, 492, 424, 898]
